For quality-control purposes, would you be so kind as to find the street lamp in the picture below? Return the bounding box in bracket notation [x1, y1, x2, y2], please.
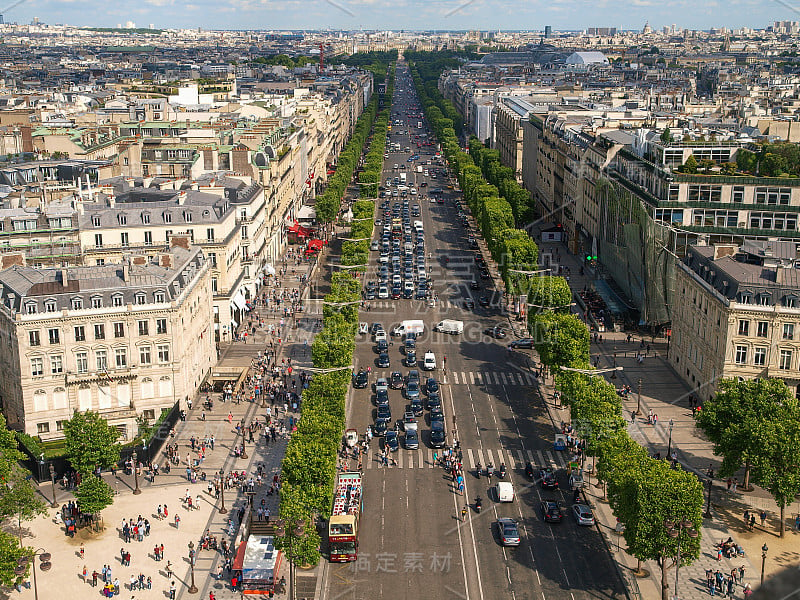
[704, 473, 714, 519]
[48, 464, 57, 508]
[240, 424, 248, 460]
[761, 543, 768, 585]
[132, 450, 141, 495]
[15, 548, 51, 600]
[218, 470, 227, 515]
[664, 518, 698, 600]
[276, 518, 306, 600]
[667, 419, 674, 459]
[636, 378, 643, 415]
[187, 541, 198, 594]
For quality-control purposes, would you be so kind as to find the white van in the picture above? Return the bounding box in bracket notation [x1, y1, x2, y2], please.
[496, 481, 514, 502]
[392, 319, 425, 337]
[413, 220, 424, 231]
[423, 351, 436, 371]
[434, 319, 464, 335]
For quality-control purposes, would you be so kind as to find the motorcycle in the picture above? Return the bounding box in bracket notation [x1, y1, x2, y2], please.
[486, 463, 494, 480]
[525, 462, 534, 479]
[476, 463, 482, 479]
[475, 497, 482, 513]
[499, 463, 506, 479]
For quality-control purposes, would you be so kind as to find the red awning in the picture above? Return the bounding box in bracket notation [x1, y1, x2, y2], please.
[232, 540, 247, 571]
[307, 239, 324, 250]
[287, 221, 314, 238]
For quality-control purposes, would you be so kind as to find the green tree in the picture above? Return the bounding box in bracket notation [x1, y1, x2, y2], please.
[74, 473, 114, 517]
[0, 530, 28, 588]
[529, 312, 590, 368]
[523, 276, 572, 313]
[721, 162, 737, 175]
[681, 155, 698, 173]
[699, 158, 715, 173]
[0, 467, 47, 541]
[611, 460, 703, 600]
[63, 411, 121, 475]
[660, 128, 672, 145]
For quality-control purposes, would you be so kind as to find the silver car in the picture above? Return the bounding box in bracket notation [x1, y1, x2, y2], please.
[497, 518, 521, 547]
[572, 504, 595, 526]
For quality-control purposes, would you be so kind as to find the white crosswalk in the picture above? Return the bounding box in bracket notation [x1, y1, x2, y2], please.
[365, 446, 574, 470]
[366, 370, 537, 386]
[365, 300, 464, 310]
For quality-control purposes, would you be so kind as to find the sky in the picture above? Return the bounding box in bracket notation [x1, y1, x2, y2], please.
[4, 0, 798, 33]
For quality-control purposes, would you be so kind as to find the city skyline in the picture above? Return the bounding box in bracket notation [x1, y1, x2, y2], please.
[3, 0, 796, 33]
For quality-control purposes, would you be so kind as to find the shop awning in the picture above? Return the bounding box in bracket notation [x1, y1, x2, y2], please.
[287, 220, 314, 237]
[232, 540, 247, 571]
[231, 292, 247, 311]
[307, 239, 324, 251]
[297, 205, 316, 221]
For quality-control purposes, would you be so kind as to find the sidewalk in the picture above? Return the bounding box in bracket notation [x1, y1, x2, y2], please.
[521, 234, 797, 599]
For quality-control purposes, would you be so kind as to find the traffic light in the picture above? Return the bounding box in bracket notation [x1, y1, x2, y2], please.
[585, 254, 597, 262]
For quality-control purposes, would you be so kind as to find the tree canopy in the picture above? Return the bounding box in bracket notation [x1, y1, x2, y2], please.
[63, 411, 121, 475]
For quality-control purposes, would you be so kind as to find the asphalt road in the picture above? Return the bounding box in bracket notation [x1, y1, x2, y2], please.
[324, 63, 627, 600]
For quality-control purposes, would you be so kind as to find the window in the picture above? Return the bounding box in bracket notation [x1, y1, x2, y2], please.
[71, 297, 83, 310]
[56, 420, 66, 431]
[755, 187, 791, 205]
[36, 422, 49, 434]
[139, 346, 151, 365]
[94, 234, 103, 248]
[142, 212, 150, 225]
[732, 186, 745, 203]
[120, 232, 129, 247]
[154, 292, 165, 303]
[113, 322, 124, 338]
[207, 228, 215, 242]
[737, 293, 752, 304]
[138, 320, 149, 336]
[76, 351, 88, 374]
[30, 357, 43, 376]
[758, 294, 771, 306]
[74, 326, 85, 342]
[44, 300, 57, 313]
[91, 296, 102, 309]
[784, 323, 795, 340]
[208, 252, 217, 268]
[241, 225, 248, 239]
[211, 277, 218, 293]
[786, 296, 798, 308]
[144, 231, 152, 245]
[157, 344, 170, 363]
[163, 212, 172, 224]
[96, 259, 104, 266]
[737, 320, 749, 336]
[115, 348, 127, 369]
[757, 321, 768, 337]
[754, 347, 767, 366]
[48, 328, 60, 344]
[735, 345, 748, 364]
[781, 349, 794, 370]
[25, 303, 36, 314]
[95, 349, 108, 371]
[156, 318, 167, 334]
[50, 354, 63, 374]
[112, 295, 123, 307]
[134, 293, 146, 305]
[183, 211, 192, 223]
[118, 214, 127, 226]
[28, 330, 40, 346]
[91, 215, 101, 227]
[94, 324, 105, 340]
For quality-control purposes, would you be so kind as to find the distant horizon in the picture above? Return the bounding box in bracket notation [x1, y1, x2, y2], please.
[0, 0, 793, 35]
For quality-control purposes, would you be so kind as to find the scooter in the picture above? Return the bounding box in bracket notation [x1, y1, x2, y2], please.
[499, 463, 507, 479]
[475, 497, 482, 513]
[486, 463, 494, 480]
[476, 463, 481, 479]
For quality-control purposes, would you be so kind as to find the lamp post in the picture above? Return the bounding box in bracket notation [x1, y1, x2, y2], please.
[187, 541, 198, 594]
[667, 419, 674, 459]
[218, 470, 227, 515]
[276, 518, 305, 600]
[132, 450, 141, 495]
[636, 378, 643, 415]
[48, 464, 57, 508]
[15, 548, 51, 600]
[664, 518, 698, 600]
[761, 543, 768, 585]
[240, 424, 248, 460]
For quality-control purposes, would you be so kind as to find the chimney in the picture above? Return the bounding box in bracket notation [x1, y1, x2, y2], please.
[776, 265, 791, 284]
[60, 268, 69, 287]
[177, 191, 187, 205]
[169, 234, 190, 250]
[160, 254, 174, 269]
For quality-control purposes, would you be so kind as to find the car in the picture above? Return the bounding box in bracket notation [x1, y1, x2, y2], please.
[426, 392, 441, 411]
[464, 298, 475, 309]
[404, 350, 417, 367]
[353, 370, 369, 389]
[409, 398, 423, 416]
[370, 323, 385, 334]
[390, 371, 404, 389]
[497, 518, 521, 547]
[365, 288, 376, 300]
[385, 431, 400, 452]
[430, 420, 446, 448]
[405, 381, 420, 400]
[375, 389, 389, 407]
[415, 289, 427, 300]
[370, 241, 379, 251]
[569, 472, 585, 490]
[378, 286, 389, 299]
[540, 501, 563, 523]
[425, 377, 439, 395]
[373, 418, 389, 436]
[572, 504, 595, 526]
[374, 329, 388, 343]
[376, 404, 391, 421]
[404, 428, 419, 449]
[403, 339, 416, 354]
[391, 287, 402, 300]
[375, 340, 388, 354]
[509, 338, 534, 350]
[407, 369, 420, 385]
[539, 468, 559, 489]
[478, 297, 490, 308]
[402, 411, 417, 429]
[359, 322, 369, 335]
[423, 351, 436, 371]
[483, 325, 507, 339]
[470, 280, 480, 290]
[377, 353, 390, 368]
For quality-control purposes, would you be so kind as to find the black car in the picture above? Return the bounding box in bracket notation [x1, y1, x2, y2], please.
[385, 431, 400, 452]
[509, 338, 535, 350]
[375, 389, 390, 407]
[402, 287, 414, 299]
[425, 377, 439, 395]
[415, 289, 427, 300]
[483, 325, 507, 339]
[539, 468, 559, 489]
[353, 370, 368, 389]
[370, 323, 385, 335]
[540, 501, 563, 523]
[470, 280, 480, 290]
[373, 418, 389, 436]
[404, 339, 416, 354]
[390, 371, 404, 389]
[464, 298, 475, 309]
[409, 398, 424, 416]
[375, 340, 389, 354]
[365, 288, 376, 300]
[427, 392, 441, 410]
[430, 421, 446, 448]
[377, 353, 390, 368]
[376, 404, 391, 421]
[478, 296, 491, 308]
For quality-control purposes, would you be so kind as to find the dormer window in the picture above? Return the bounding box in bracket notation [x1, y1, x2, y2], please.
[44, 300, 57, 313]
[758, 294, 771, 306]
[154, 291, 165, 303]
[134, 293, 146, 305]
[184, 211, 192, 223]
[91, 296, 102, 309]
[25, 302, 36, 314]
[118, 214, 127, 226]
[91, 215, 101, 227]
[737, 292, 752, 304]
[111, 294, 124, 307]
[71, 297, 83, 310]
[785, 295, 798, 308]
[141, 212, 150, 225]
[163, 212, 172, 224]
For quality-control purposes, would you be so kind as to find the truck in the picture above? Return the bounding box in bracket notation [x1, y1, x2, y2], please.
[434, 319, 464, 335]
[328, 471, 362, 562]
[392, 319, 425, 337]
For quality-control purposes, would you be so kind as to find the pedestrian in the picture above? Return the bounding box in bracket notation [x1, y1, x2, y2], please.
[79, 543, 85, 559]
[175, 514, 181, 529]
[749, 515, 755, 531]
[732, 478, 738, 493]
[169, 581, 177, 600]
[760, 509, 767, 527]
[743, 583, 752, 597]
[743, 509, 750, 527]
[92, 570, 98, 587]
[630, 410, 636, 424]
[166, 561, 173, 578]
